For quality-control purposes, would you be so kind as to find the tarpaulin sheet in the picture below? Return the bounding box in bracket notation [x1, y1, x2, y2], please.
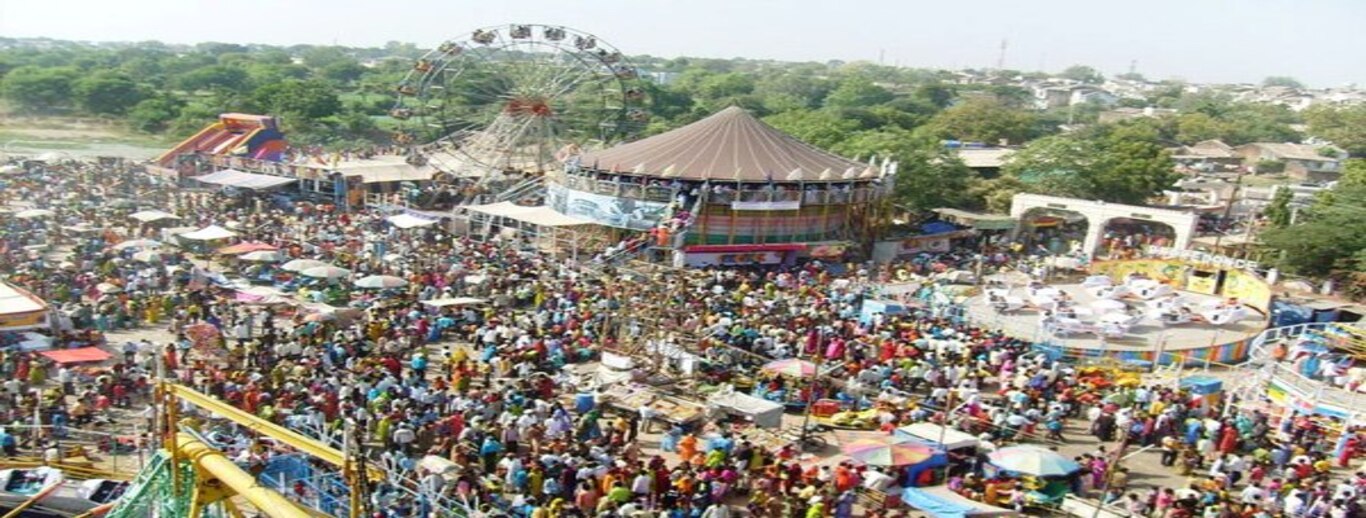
[901, 486, 1016, 517]
[193, 169, 296, 190]
[39, 347, 112, 365]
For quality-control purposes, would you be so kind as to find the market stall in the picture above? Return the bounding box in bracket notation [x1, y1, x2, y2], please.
[706, 388, 784, 429]
[0, 281, 50, 331]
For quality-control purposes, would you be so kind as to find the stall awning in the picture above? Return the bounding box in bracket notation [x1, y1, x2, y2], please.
[179, 225, 238, 241]
[387, 213, 439, 229]
[464, 202, 592, 227]
[683, 244, 808, 254]
[39, 347, 112, 365]
[421, 297, 486, 307]
[0, 282, 48, 331]
[895, 423, 980, 450]
[931, 208, 1016, 231]
[902, 486, 1016, 517]
[193, 169, 296, 190]
[129, 209, 182, 223]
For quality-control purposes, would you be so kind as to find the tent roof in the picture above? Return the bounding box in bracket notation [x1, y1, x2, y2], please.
[129, 209, 182, 222]
[180, 225, 238, 241]
[40, 346, 112, 365]
[421, 297, 487, 307]
[0, 282, 47, 316]
[577, 106, 875, 182]
[902, 485, 1016, 517]
[193, 169, 296, 190]
[387, 213, 439, 229]
[332, 156, 437, 183]
[465, 202, 592, 227]
[895, 423, 981, 450]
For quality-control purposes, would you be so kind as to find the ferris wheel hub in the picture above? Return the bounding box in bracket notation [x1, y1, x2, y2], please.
[505, 97, 553, 117]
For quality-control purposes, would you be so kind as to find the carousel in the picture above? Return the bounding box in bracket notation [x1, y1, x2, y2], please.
[549, 106, 896, 265]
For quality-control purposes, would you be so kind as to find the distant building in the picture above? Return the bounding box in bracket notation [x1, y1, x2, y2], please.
[1032, 85, 1119, 110]
[1171, 140, 1242, 173]
[1232, 143, 1346, 181]
[954, 147, 1014, 178]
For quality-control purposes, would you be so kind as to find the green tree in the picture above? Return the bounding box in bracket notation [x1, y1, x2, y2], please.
[823, 76, 893, 110]
[922, 97, 1038, 145]
[321, 60, 366, 85]
[301, 47, 351, 69]
[72, 72, 147, 114]
[175, 64, 248, 92]
[1059, 65, 1104, 84]
[1, 66, 78, 112]
[1261, 76, 1304, 89]
[1001, 120, 1177, 204]
[1339, 159, 1366, 189]
[252, 79, 341, 119]
[1260, 181, 1366, 278]
[833, 129, 980, 212]
[1174, 113, 1226, 144]
[1264, 186, 1294, 228]
[762, 109, 861, 150]
[1303, 104, 1366, 156]
[126, 96, 184, 132]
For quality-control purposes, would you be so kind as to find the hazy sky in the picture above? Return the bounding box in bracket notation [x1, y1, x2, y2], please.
[3, 0, 1363, 86]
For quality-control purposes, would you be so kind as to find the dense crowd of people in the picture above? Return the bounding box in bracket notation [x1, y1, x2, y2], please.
[0, 157, 1363, 517]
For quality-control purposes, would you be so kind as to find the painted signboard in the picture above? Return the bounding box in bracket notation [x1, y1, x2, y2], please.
[547, 184, 668, 231]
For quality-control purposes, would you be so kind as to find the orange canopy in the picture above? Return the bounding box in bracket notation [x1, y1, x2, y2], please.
[40, 347, 112, 365]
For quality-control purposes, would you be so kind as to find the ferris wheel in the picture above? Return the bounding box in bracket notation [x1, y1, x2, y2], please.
[391, 24, 650, 177]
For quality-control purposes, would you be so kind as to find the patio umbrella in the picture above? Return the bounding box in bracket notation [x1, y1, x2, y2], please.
[131, 250, 165, 263]
[112, 239, 163, 250]
[14, 208, 54, 219]
[986, 445, 1081, 477]
[761, 358, 818, 378]
[842, 436, 936, 467]
[240, 250, 287, 263]
[301, 266, 351, 279]
[281, 259, 330, 273]
[354, 275, 408, 289]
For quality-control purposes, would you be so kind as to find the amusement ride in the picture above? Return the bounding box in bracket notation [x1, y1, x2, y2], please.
[390, 24, 649, 185]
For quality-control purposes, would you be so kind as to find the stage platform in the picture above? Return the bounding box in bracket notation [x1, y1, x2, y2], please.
[964, 282, 1268, 366]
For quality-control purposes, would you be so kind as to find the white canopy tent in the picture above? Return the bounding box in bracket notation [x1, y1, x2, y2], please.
[420, 297, 487, 308]
[895, 423, 981, 450]
[0, 281, 50, 331]
[707, 390, 784, 429]
[179, 225, 238, 241]
[387, 213, 439, 229]
[464, 202, 591, 227]
[193, 169, 296, 190]
[456, 202, 602, 260]
[129, 209, 182, 223]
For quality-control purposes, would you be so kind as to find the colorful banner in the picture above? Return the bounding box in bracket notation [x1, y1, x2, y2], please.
[546, 184, 668, 231]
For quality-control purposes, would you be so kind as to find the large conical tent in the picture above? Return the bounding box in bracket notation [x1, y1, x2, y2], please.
[577, 106, 875, 182]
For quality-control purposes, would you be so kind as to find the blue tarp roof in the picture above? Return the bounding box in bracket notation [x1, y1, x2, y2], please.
[920, 222, 959, 235]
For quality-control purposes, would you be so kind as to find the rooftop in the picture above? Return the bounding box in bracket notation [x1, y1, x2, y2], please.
[576, 107, 878, 182]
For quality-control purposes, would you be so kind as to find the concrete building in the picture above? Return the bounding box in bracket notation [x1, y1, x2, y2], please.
[1232, 143, 1346, 181]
